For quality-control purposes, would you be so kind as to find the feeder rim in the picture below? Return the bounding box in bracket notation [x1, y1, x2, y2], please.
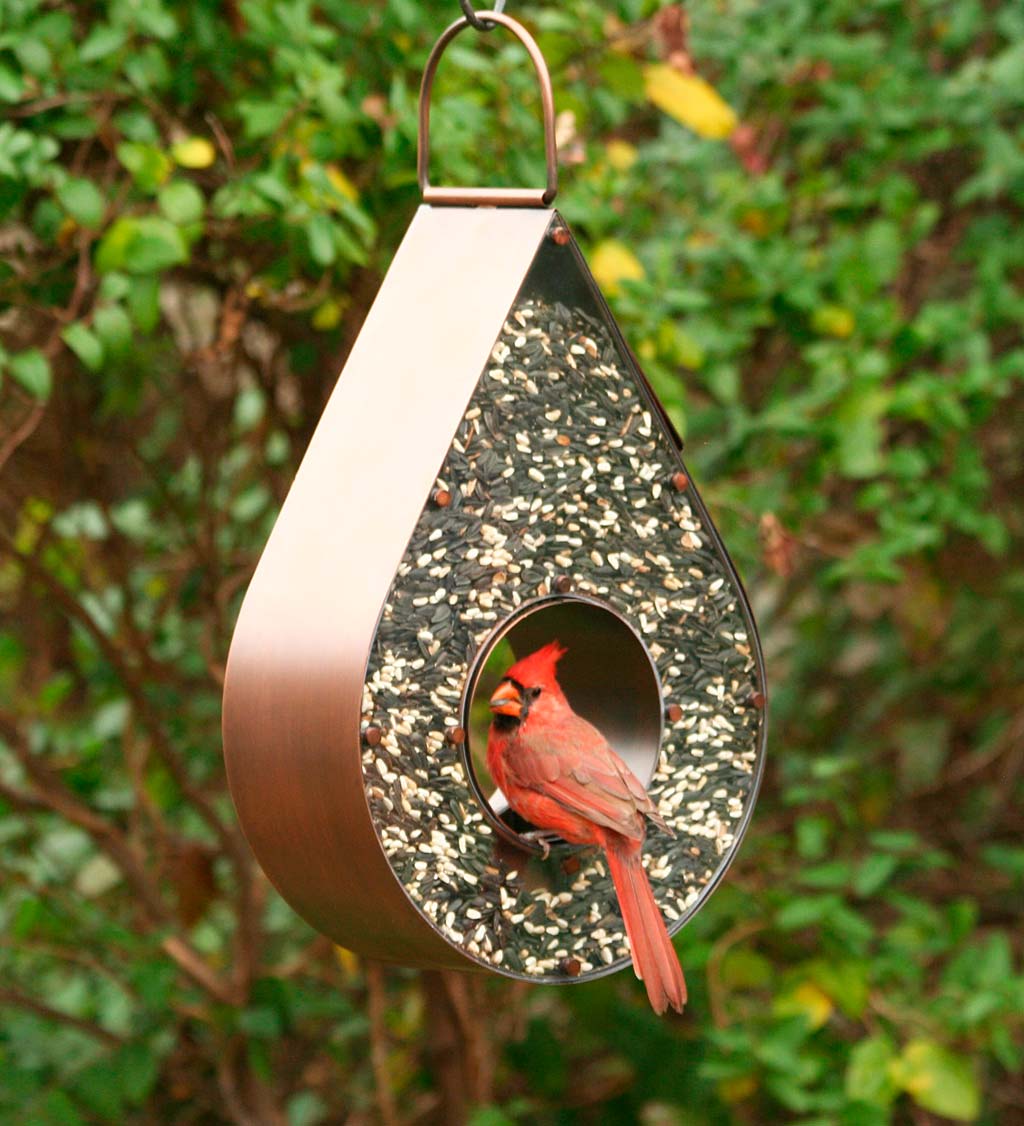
[417, 11, 559, 208]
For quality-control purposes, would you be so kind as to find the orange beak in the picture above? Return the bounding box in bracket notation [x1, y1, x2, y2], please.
[489, 679, 523, 718]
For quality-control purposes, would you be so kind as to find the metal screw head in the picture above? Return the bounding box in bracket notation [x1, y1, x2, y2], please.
[559, 956, 582, 977]
[671, 471, 690, 492]
[665, 703, 683, 723]
[431, 488, 452, 508]
[554, 575, 573, 594]
[446, 726, 466, 745]
[550, 225, 570, 246]
[363, 725, 383, 747]
[749, 691, 766, 709]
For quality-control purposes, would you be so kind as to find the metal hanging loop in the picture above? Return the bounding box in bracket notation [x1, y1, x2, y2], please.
[459, 0, 506, 32]
[418, 11, 558, 208]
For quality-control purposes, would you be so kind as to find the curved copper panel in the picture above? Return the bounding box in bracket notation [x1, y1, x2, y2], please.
[223, 206, 554, 966]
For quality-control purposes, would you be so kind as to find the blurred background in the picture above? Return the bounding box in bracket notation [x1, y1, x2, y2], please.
[1, 0, 1022, 1122]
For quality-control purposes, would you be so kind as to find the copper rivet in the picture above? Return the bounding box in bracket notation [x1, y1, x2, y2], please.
[446, 726, 466, 745]
[554, 575, 573, 593]
[750, 691, 766, 709]
[561, 854, 580, 876]
[666, 703, 683, 723]
[363, 725, 383, 747]
[432, 488, 451, 508]
[671, 471, 690, 491]
[559, 956, 582, 977]
[550, 225, 570, 246]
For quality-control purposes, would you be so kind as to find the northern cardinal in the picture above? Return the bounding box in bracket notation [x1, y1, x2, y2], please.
[487, 640, 687, 1014]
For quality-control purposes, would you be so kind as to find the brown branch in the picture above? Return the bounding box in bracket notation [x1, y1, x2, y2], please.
[440, 971, 494, 1108]
[365, 961, 400, 1126]
[0, 987, 125, 1047]
[420, 970, 495, 1123]
[5, 525, 262, 1003]
[0, 936, 139, 1001]
[0, 717, 240, 1006]
[0, 227, 94, 472]
[420, 971, 470, 1126]
[706, 918, 765, 1029]
[0, 399, 46, 474]
[161, 935, 237, 1007]
[6, 541, 244, 859]
[6, 92, 98, 117]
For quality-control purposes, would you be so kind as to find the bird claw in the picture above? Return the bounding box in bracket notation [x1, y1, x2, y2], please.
[521, 830, 560, 860]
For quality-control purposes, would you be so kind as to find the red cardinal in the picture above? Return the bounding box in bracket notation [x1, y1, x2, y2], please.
[487, 640, 687, 1014]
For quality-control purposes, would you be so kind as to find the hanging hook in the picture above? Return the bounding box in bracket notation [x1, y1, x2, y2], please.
[459, 0, 506, 32]
[418, 11, 558, 206]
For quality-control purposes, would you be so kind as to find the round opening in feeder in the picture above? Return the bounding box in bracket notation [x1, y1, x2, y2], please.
[462, 595, 665, 852]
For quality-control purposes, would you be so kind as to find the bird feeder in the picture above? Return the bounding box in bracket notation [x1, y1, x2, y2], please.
[223, 11, 767, 982]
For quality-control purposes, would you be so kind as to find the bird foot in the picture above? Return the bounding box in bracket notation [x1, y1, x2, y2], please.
[521, 830, 561, 860]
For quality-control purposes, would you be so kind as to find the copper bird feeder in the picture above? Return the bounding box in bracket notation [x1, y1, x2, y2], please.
[223, 11, 767, 981]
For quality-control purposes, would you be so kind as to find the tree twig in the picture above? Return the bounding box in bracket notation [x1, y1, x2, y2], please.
[365, 960, 400, 1126]
[0, 986, 125, 1047]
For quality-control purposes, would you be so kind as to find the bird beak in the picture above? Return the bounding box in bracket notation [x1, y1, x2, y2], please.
[489, 679, 523, 718]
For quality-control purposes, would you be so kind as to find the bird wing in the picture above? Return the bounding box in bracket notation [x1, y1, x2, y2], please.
[506, 712, 659, 841]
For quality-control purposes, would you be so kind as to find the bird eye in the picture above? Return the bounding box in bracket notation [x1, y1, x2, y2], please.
[529, 687, 542, 699]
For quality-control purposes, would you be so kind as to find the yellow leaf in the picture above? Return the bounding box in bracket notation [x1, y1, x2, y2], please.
[171, 137, 216, 169]
[718, 1075, 758, 1103]
[773, 981, 834, 1030]
[590, 239, 645, 296]
[740, 209, 770, 236]
[334, 945, 360, 981]
[812, 304, 856, 339]
[606, 139, 638, 172]
[312, 298, 343, 331]
[326, 164, 358, 202]
[643, 64, 738, 140]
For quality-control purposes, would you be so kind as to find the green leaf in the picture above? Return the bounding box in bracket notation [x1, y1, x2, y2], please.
[9, 348, 52, 398]
[57, 177, 105, 228]
[287, 1092, 328, 1126]
[835, 388, 889, 478]
[118, 1041, 158, 1104]
[127, 274, 161, 332]
[0, 63, 24, 103]
[93, 304, 133, 358]
[39, 1090, 86, 1126]
[776, 895, 840, 930]
[306, 214, 336, 266]
[234, 386, 266, 431]
[467, 1110, 518, 1126]
[853, 853, 899, 897]
[115, 142, 172, 192]
[61, 323, 104, 372]
[79, 23, 127, 63]
[895, 1040, 981, 1121]
[845, 1036, 898, 1107]
[239, 1005, 282, 1038]
[74, 855, 121, 897]
[158, 180, 205, 225]
[96, 216, 188, 274]
[14, 38, 51, 76]
[230, 484, 271, 522]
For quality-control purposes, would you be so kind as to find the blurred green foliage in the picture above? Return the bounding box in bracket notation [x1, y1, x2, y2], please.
[1, 0, 1023, 1123]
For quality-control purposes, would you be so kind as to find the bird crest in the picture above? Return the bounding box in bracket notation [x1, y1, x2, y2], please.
[504, 639, 567, 687]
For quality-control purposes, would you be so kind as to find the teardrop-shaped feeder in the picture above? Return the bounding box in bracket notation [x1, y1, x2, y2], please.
[223, 11, 767, 980]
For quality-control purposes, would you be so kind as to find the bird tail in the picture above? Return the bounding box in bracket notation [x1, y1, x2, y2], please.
[606, 841, 687, 1015]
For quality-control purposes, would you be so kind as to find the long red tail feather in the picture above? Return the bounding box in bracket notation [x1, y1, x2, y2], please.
[606, 841, 687, 1015]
